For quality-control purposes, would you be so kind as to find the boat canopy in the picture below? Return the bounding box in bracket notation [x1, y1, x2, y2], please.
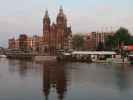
[72, 51, 116, 55]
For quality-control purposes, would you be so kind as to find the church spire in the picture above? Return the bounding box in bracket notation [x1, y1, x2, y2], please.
[45, 9, 49, 17]
[44, 9, 50, 20]
[56, 6, 67, 26]
[43, 9, 51, 35]
[59, 6, 63, 14]
[43, 9, 51, 24]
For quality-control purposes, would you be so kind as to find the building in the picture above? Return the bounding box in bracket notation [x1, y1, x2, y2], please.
[84, 33, 95, 50]
[9, 34, 29, 50]
[19, 34, 28, 50]
[93, 31, 115, 50]
[8, 34, 42, 53]
[84, 31, 115, 50]
[32, 35, 41, 54]
[42, 6, 72, 55]
[8, 38, 16, 49]
[15, 39, 19, 49]
[8, 38, 19, 49]
[27, 37, 33, 50]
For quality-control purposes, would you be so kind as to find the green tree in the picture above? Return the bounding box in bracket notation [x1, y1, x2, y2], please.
[114, 27, 130, 45]
[127, 36, 133, 45]
[105, 35, 116, 50]
[72, 34, 84, 50]
[105, 27, 133, 50]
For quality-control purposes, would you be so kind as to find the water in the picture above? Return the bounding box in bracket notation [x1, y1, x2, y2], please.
[0, 58, 133, 100]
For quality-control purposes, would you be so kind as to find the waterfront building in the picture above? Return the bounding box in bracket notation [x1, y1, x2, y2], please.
[8, 38, 20, 49]
[42, 6, 72, 55]
[15, 39, 20, 49]
[27, 37, 33, 50]
[85, 31, 115, 50]
[8, 38, 16, 49]
[8, 34, 42, 52]
[32, 35, 41, 53]
[19, 34, 28, 50]
[84, 33, 95, 50]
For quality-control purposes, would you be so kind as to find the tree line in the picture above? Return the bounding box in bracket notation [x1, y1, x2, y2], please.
[72, 27, 133, 51]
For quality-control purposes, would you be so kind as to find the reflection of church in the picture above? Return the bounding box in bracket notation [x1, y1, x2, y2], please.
[43, 62, 67, 100]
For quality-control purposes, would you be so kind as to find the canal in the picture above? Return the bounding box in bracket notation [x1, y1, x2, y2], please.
[0, 58, 133, 100]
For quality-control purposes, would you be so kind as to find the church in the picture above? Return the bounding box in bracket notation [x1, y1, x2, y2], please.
[42, 6, 72, 55]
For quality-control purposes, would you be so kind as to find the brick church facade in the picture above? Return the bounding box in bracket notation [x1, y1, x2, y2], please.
[42, 6, 72, 55]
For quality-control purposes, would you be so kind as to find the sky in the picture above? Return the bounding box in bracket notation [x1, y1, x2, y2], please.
[0, 0, 133, 47]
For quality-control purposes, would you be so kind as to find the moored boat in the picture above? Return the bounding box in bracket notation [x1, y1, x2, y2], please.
[0, 55, 6, 58]
[5, 49, 35, 59]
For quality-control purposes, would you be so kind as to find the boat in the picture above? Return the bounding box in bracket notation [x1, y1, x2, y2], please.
[5, 49, 35, 59]
[0, 55, 6, 58]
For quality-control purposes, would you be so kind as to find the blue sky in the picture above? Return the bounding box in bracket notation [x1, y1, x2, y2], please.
[0, 0, 133, 47]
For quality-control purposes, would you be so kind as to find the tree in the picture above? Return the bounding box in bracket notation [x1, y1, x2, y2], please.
[72, 34, 84, 50]
[105, 27, 133, 50]
[127, 36, 133, 45]
[114, 27, 130, 45]
[105, 35, 116, 50]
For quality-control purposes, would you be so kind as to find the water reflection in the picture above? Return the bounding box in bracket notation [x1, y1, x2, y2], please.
[4, 58, 133, 100]
[8, 59, 42, 78]
[43, 62, 67, 100]
[113, 65, 129, 92]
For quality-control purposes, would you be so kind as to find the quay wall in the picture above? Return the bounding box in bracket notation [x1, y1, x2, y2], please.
[34, 56, 57, 62]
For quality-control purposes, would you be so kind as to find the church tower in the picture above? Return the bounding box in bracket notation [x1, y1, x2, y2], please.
[56, 6, 67, 49]
[43, 9, 51, 36]
[56, 6, 67, 29]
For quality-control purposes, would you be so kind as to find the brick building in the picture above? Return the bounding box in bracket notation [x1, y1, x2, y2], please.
[41, 6, 72, 55]
[19, 34, 28, 50]
[84, 31, 115, 50]
[8, 38, 16, 49]
[92, 32, 115, 49]
[15, 39, 19, 49]
[8, 34, 42, 54]
[84, 33, 95, 50]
